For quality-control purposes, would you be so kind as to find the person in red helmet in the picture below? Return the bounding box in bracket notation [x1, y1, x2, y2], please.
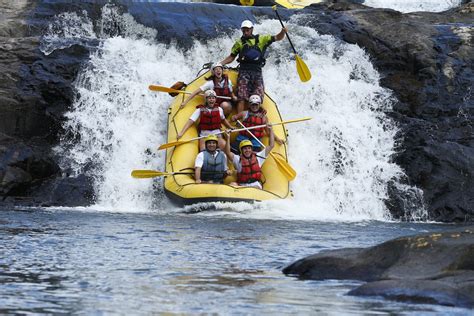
[220, 19, 287, 113]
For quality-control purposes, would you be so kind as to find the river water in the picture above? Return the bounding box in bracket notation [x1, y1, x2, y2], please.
[1, 208, 469, 315]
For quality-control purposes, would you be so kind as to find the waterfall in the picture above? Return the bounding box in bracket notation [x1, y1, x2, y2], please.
[362, 0, 463, 13]
[44, 4, 426, 220]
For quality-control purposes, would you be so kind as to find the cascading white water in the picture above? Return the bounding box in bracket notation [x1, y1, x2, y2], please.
[46, 4, 426, 220]
[362, 0, 462, 13]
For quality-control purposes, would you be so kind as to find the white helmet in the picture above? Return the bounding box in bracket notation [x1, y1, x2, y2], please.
[249, 94, 261, 104]
[205, 89, 217, 98]
[241, 20, 254, 29]
[211, 62, 224, 72]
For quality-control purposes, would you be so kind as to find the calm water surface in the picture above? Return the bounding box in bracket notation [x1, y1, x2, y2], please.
[0, 208, 469, 315]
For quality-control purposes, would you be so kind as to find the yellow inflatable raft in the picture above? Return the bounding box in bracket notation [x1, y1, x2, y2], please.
[163, 69, 292, 205]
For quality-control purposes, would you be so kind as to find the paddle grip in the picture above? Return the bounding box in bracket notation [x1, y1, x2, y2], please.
[274, 9, 297, 55]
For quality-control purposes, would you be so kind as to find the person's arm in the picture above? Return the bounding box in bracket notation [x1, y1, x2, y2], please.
[228, 80, 238, 102]
[195, 167, 202, 184]
[265, 126, 275, 156]
[274, 27, 288, 41]
[230, 111, 245, 123]
[220, 54, 236, 66]
[223, 132, 234, 161]
[223, 118, 233, 130]
[180, 87, 203, 108]
[265, 117, 284, 145]
[177, 119, 194, 139]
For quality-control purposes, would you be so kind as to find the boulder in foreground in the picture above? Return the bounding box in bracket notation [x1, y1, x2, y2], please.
[283, 226, 474, 308]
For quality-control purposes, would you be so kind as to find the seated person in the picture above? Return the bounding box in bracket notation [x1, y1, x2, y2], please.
[194, 134, 229, 184]
[177, 89, 233, 151]
[223, 127, 275, 189]
[180, 63, 237, 116]
[230, 94, 283, 151]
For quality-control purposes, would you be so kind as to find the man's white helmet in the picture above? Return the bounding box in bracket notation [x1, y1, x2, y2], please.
[241, 20, 254, 29]
[205, 90, 217, 98]
[249, 94, 261, 104]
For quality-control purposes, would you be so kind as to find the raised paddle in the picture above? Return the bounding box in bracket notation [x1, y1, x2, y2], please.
[131, 169, 226, 179]
[274, 0, 308, 9]
[273, 6, 312, 82]
[149, 85, 231, 100]
[158, 117, 312, 150]
[236, 120, 297, 181]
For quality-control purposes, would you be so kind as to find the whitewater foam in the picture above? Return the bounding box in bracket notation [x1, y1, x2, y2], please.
[363, 0, 462, 13]
[47, 4, 426, 221]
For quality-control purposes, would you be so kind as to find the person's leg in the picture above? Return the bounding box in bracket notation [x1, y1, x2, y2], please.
[237, 70, 251, 113]
[254, 71, 265, 102]
[220, 101, 232, 117]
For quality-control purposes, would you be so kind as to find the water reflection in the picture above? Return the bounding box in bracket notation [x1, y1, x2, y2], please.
[1, 209, 468, 314]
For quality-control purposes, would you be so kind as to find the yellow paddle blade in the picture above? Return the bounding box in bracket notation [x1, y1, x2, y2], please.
[295, 55, 312, 82]
[270, 153, 297, 181]
[158, 139, 189, 150]
[275, 0, 321, 9]
[148, 85, 190, 95]
[240, 0, 254, 5]
[131, 170, 168, 178]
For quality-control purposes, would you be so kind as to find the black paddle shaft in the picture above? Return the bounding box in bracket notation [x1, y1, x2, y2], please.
[274, 9, 298, 55]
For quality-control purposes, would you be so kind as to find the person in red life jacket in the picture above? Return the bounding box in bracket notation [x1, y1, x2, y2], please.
[177, 89, 234, 151]
[230, 94, 284, 151]
[180, 63, 237, 116]
[194, 134, 231, 184]
[223, 126, 275, 189]
[220, 20, 287, 113]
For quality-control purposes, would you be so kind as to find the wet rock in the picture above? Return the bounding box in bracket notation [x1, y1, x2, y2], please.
[29, 174, 95, 207]
[0, 135, 60, 198]
[0, 0, 90, 205]
[283, 226, 474, 308]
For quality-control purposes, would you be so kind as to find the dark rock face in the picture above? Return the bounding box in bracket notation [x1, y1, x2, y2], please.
[283, 226, 474, 308]
[298, 2, 474, 221]
[0, 0, 93, 206]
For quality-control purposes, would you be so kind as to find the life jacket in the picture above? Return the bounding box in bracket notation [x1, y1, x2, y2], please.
[239, 108, 266, 138]
[197, 104, 222, 131]
[213, 75, 231, 106]
[201, 150, 226, 183]
[238, 153, 262, 184]
[238, 35, 268, 71]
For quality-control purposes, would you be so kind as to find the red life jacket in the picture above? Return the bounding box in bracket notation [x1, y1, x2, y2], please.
[240, 109, 266, 138]
[238, 153, 262, 184]
[213, 75, 231, 106]
[197, 105, 222, 131]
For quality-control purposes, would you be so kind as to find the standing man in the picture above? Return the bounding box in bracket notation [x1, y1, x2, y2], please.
[220, 20, 287, 113]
